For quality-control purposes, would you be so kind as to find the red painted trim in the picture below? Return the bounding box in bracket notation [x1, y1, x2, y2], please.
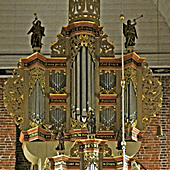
[100, 94, 117, 99]
[20, 52, 66, 63]
[49, 94, 67, 99]
[49, 102, 67, 106]
[63, 21, 103, 32]
[99, 103, 116, 105]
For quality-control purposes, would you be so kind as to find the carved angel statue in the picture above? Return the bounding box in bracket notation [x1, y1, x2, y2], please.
[123, 19, 138, 49]
[43, 124, 65, 150]
[123, 15, 143, 51]
[27, 13, 45, 50]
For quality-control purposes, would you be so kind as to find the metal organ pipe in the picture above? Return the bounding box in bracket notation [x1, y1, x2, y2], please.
[36, 81, 39, 117]
[88, 49, 92, 110]
[91, 57, 95, 109]
[71, 60, 76, 119]
[76, 51, 81, 120]
[82, 47, 87, 121]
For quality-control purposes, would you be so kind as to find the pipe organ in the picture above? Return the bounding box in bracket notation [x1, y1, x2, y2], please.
[3, 0, 163, 169]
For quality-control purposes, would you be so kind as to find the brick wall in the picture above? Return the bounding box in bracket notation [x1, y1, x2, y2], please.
[15, 126, 31, 170]
[136, 75, 170, 170]
[0, 78, 31, 170]
[0, 78, 16, 170]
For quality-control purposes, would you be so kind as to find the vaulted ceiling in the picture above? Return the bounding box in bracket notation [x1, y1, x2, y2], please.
[0, 0, 170, 68]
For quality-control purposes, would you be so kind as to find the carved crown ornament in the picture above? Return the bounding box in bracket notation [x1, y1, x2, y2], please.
[69, 0, 100, 25]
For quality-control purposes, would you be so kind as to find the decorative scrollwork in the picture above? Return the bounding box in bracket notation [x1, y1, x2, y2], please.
[124, 66, 137, 95]
[51, 34, 66, 56]
[3, 68, 24, 129]
[100, 33, 115, 56]
[29, 66, 45, 96]
[70, 34, 95, 65]
[70, 118, 87, 129]
[99, 123, 116, 131]
[142, 62, 162, 129]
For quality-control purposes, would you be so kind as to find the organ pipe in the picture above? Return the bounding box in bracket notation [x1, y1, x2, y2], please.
[71, 46, 95, 121]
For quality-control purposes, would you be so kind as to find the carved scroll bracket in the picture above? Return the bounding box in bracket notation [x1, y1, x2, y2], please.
[142, 62, 162, 129]
[4, 68, 24, 129]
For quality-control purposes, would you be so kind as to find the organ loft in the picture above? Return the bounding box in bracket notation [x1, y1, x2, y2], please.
[4, 0, 162, 170]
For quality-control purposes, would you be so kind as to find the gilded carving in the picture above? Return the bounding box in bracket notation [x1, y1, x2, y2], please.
[70, 34, 95, 64]
[84, 151, 99, 169]
[3, 68, 24, 129]
[70, 117, 87, 129]
[103, 144, 113, 157]
[70, 143, 79, 157]
[100, 33, 115, 56]
[99, 123, 116, 131]
[50, 105, 66, 111]
[29, 119, 44, 129]
[69, 0, 100, 24]
[142, 62, 162, 129]
[51, 34, 66, 56]
[43, 160, 51, 170]
[124, 66, 137, 95]
[29, 66, 45, 96]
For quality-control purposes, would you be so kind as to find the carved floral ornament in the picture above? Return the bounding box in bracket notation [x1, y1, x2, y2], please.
[142, 62, 162, 129]
[3, 65, 46, 130]
[3, 68, 24, 129]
